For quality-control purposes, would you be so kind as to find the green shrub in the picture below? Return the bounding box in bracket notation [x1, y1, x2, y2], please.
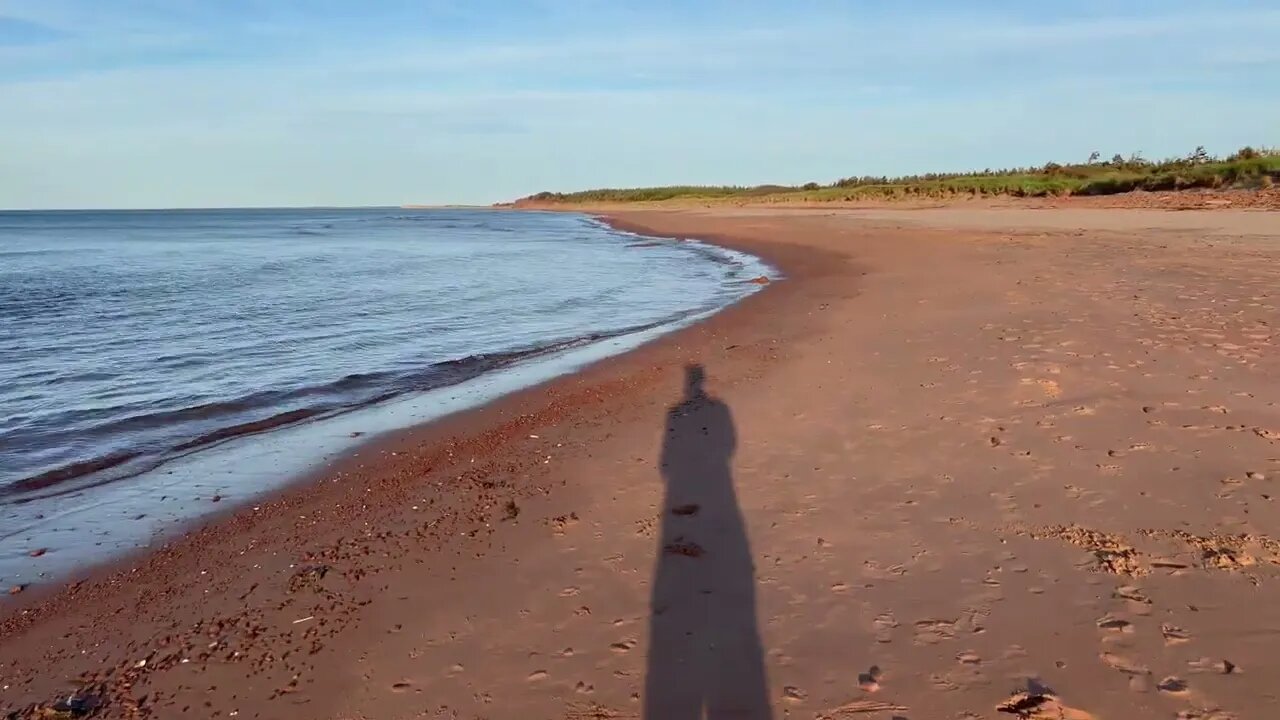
[518, 144, 1279, 204]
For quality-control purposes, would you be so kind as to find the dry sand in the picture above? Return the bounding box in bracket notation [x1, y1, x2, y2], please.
[3, 207, 1279, 720]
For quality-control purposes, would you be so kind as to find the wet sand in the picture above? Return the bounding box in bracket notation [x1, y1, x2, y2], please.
[3, 207, 1280, 719]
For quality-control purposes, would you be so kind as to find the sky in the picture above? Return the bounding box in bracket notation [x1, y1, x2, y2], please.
[1, 1, 1278, 209]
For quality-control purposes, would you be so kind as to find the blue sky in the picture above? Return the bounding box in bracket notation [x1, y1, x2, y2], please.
[2, 1, 1278, 209]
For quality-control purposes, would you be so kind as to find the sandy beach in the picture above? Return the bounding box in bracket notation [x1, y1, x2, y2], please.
[3, 206, 1279, 720]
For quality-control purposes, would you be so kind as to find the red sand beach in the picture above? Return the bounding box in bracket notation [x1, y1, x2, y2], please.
[3, 207, 1280, 719]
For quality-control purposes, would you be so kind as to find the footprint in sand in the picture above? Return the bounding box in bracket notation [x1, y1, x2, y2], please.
[390, 681, 415, 693]
[1100, 651, 1151, 677]
[1176, 709, 1238, 720]
[1113, 585, 1150, 604]
[872, 613, 898, 643]
[609, 639, 637, 653]
[996, 692, 1097, 720]
[782, 686, 807, 703]
[818, 699, 908, 717]
[1003, 644, 1029, 660]
[1157, 676, 1190, 697]
[527, 670, 549, 682]
[1161, 623, 1191, 645]
[930, 673, 960, 692]
[1188, 657, 1238, 675]
[913, 618, 957, 645]
[1151, 557, 1191, 572]
[956, 651, 981, 665]
[551, 512, 580, 535]
[1096, 615, 1134, 634]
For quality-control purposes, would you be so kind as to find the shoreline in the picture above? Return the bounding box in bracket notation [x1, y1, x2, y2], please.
[3, 207, 1279, 719]
[0, 212, 775, 591]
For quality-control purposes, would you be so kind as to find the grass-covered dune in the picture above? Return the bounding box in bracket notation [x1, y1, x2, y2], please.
[517, 147, 1279, 205]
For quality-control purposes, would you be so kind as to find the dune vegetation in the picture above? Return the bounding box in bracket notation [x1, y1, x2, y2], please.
[518, 146, 1279, 205]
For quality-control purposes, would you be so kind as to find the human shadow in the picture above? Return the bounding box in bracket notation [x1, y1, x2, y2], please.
[644, 365, 771, 720]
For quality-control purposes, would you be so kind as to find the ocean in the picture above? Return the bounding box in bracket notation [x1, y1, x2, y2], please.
[0, 208, 772, 582]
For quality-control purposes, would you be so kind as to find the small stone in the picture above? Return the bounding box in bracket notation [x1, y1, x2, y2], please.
[29, 548, 47, 557]
[50, 690, 103, 716]
[858, 665, 883, 691]
[8, 584, 25, 595]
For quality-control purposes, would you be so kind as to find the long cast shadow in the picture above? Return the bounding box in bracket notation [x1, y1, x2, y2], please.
[644, 364, 771, 719]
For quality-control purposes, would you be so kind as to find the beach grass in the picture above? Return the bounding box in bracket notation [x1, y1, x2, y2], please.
[518, 146, 1280, 205]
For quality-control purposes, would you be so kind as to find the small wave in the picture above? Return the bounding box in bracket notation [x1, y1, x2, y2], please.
[0, 248, 95, 258]
[171, 407, 326, 451]
[5, 451, 141, 496]
[42, 370, 119, 385]
[681, 240, 744, 268]
[368, 214, 431, 222]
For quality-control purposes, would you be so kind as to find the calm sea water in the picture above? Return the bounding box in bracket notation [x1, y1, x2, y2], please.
[0, 208, 771, 583]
